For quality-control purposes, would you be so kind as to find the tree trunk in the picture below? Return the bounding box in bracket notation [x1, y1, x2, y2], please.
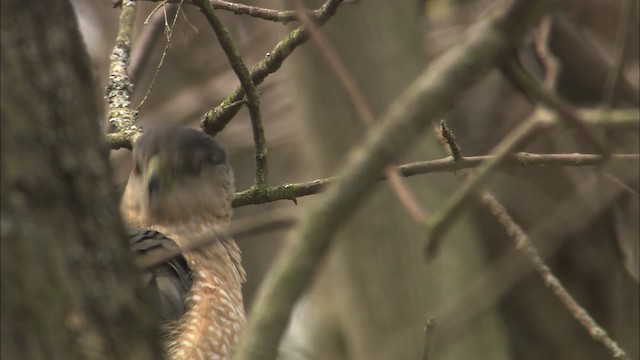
[1, 2, 163, 359]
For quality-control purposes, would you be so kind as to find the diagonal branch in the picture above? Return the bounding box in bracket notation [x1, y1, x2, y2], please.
[422, 103, 640, 258]
[293, 0, 429, 225]
[195, 0, 268, 186]
[502, 58, 608, 155]
[479, 190, 631, 359]
[200, 0, 344, 136]
[233, 1, 555, 359]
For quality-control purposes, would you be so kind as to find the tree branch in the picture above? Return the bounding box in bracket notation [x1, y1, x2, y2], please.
[146, 0, 331, 23]
[233, 1, 555, 359]
[200, 0, 344, 135]
[231, 152, 638, 207]
[293, 0, 429, 225]
[206, 0, 322, 24]
[422, 105, 640, 258]
[195, 0, 269, 186]
[424, 110, 545, 259]
[502, 58, 608, 155]
[106, 0, 142, 151]
[479, 190, 631, 359]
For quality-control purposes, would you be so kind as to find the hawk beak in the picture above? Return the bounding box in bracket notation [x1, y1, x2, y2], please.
[146, 155, 161, 199]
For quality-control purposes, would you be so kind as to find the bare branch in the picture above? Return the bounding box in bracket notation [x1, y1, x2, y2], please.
[502, 59, 608, 155]
[136, 1, 185, 111]
[479, 190, 631, 360]
[434, 173, 636, 355]
[129, 4, 179, 82]
[233, 2, 555, 359]
[533, 16, 561, 90]
[424, 110, 544, 259]
[200, 0, 344, 135]
[195, 0, 268, 186]
[233, 152, 638, 207]
[439, 120, 462, 161]
[422, 104, 640, 259]
[207, 0, 317, 24]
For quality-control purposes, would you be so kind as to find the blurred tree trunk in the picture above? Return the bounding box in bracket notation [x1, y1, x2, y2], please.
[281, 1, 510, 359]
[1, 2, 162, 359]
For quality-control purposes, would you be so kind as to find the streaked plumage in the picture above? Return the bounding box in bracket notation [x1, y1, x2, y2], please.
[121, 127, 245, 359]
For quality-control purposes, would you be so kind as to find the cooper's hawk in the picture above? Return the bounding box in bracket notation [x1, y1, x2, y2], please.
[121, 126, 246, 360]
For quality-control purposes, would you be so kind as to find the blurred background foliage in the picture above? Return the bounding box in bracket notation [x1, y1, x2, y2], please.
[72, 0, 638, 359]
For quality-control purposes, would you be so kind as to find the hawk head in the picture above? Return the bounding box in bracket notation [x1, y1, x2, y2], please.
[121, 126, 235, 227]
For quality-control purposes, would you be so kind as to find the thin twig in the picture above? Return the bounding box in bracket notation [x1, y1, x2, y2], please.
[429, 109, 629, 360]
[195, 0, 269, 186]
[479, 190, 631, 360]
[199, 0, 344, 135]
[136, 0, 184, 111]
[439, 120, 462, 161]
[233, 2, 556, 359]
[422, 102, 640, 258]
[423, 110, 545, 259]
[208, 0, 318, 24]
[434, 175, 635, 355]
[106, 0, 142, 150]
[533, 16, 561, 91]
[502, 59, 608, 156]
[129, 3, 179, 83]
[231, 152, 639, 207]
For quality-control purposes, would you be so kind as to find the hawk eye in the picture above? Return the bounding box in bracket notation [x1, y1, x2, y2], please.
[132, 161, 142, 176]
[186, 159, 202, 175]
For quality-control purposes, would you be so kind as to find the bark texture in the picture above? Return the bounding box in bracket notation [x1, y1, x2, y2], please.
[1, 2, 163, 359]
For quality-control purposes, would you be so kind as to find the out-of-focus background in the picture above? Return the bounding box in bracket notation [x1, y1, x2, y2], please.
[73, 1, 638, 359]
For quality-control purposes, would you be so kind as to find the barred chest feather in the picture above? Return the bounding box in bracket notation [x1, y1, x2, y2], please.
[161, 224, 246, 360]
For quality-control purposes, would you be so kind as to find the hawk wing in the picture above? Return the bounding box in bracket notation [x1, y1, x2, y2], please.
[128, 228, 192, 322]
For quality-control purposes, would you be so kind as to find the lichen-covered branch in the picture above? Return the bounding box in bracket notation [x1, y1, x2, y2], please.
[200, 0, 344, 135]
[106, 0, 141, 150]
